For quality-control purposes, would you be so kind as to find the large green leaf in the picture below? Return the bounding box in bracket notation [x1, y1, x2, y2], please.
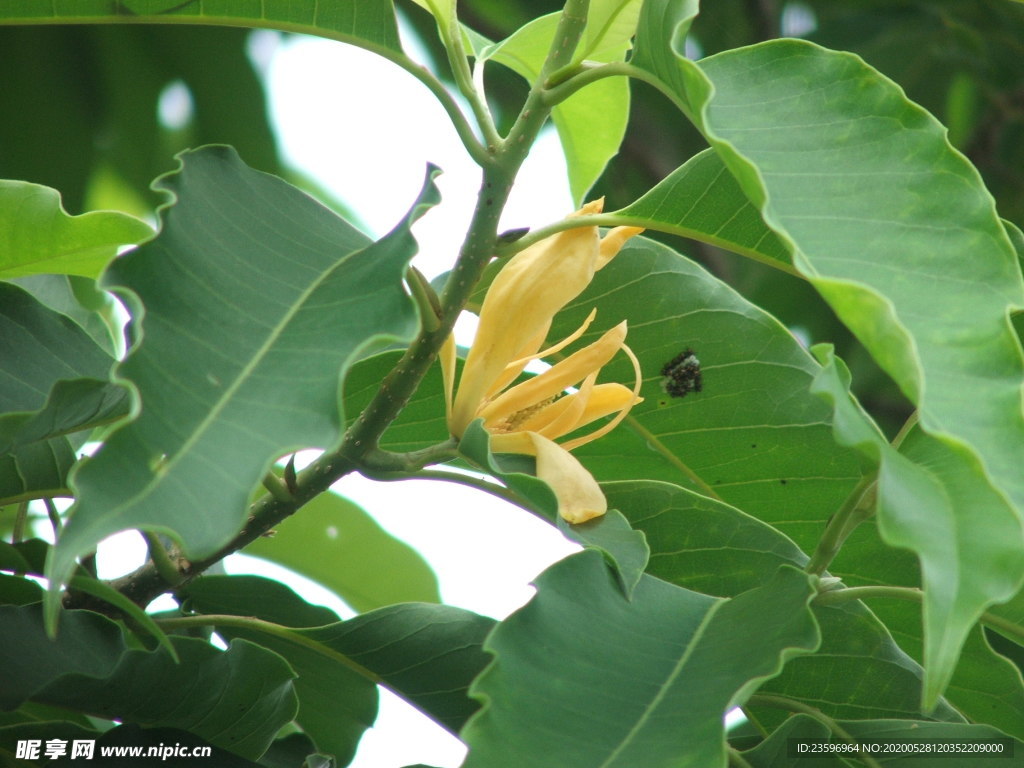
[0, 438, 77, 505]
[183, 575, 378, 765]
[0, 604, 298, 760]
[186, 576, 496, 736]
[243, 489, 441, 613]
[13, 274, 122, 356]
[0, 0, 402, 54]
[603, 481, 962, 726]
[811, 345, 1024, 709]
[0, 282, 127, 453]
[49, 147, 429, 597]
[611, 148, 791, 271]
[461, 550, 818, 768]
[483, 2, 635, 204]
[0, 281, 128, 504]
[0, 181, 151, 278]
[630, 6, 1024, 708]
[693, 40, 1024, 514]
[302, 603, 496, 736]
[553, 237, 864, 553]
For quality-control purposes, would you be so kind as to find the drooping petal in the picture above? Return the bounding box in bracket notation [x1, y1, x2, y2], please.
[479, 322, 628, 428]
[597, 226, 645, 269]
[490, 431, 607, 523]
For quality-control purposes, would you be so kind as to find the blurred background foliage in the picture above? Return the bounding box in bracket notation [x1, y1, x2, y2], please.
[2, 0, 1022, 434]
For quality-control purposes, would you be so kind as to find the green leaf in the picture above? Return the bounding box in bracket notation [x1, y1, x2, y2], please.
[186, 576, 496, 736]
[695, 40, 1024, 510]
[345, 350, 450, 453]
[458, 418, 560, 520]
[49, 147, 430, 598]
[183, 575, 377, 765]
[0, 282, 128, 455]
[13, 274, 122, 357]
[484, 10, 631, 203]
[944, 625, 1024, 741]
[461, 551, 818, 767]
[0, 573, 44, 605]
[0, 438, 77, 505]
[300, 603, 496, 736]
[820, 487, 1024, 735]
[626, 22, 1024, 708]
[612, 148, 792, 271]
[552, 237, 864, 554]
[260, 732, 333, 768]
[0, 281, 128, 504]
[558, 507, 649, 598]
[0, 604, 297, 759]
[604, 480, 962, 724]
[0, 0, 402, 54]
[577, 0, 644, 63]
[741, 715, 1023, 768]
[604, 479, 807, 596]
[0, 180, 151, 279]
[243, 489, 440, 613]
[811, 344, 1024, 709]
[633, 11, 1024, 512]
[67, 573, 179, 662]
[406, 0, 454, 30]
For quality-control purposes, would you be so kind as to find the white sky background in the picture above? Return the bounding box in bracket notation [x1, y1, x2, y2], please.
[252, 23, 577, 768]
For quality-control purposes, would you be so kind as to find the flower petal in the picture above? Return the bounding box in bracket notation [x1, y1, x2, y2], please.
[521, 372, 598, 438]
[483, 308, 601, 404]
[490, 431, 607, 524]
[451, 228, 600, 433]
[528, 382, 637, 440]
[479, 321, 628, 427]
[561, 340, 643, 451]
[597, 226, 645, 269]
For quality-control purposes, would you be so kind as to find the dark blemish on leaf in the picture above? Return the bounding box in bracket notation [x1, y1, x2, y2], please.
[780, 479, 788, 485]
[660, 348, 702, 398]
[751, 444, 757, 449]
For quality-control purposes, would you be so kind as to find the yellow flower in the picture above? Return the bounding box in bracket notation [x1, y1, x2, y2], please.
[441, 200, 644, 524]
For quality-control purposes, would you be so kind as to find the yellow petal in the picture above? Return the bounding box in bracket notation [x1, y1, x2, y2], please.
[561, 340, 643, 451]
[526, 382, 637, 440]
[490, 431, 606, 524]
[597, 226, 645, 269]
[451, 202, 614, 435]
[479, 321, 628, 427]
[520, 372, 597, 438]
[451, 229, 599, 433]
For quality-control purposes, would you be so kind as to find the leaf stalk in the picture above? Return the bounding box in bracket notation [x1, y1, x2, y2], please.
[814, 584, 1024, 644]
[805, 474, 877, 576]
